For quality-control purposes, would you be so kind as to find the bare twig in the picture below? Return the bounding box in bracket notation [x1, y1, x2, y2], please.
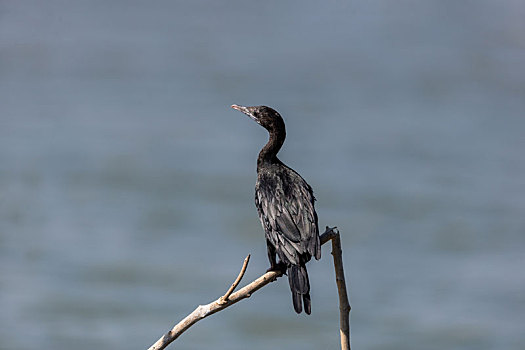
[148, 226, 350, 350]
[219, 254, 250, 304]
[323, 226, 351, 350]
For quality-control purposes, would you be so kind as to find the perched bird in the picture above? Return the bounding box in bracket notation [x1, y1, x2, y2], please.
[232, 104, 321, 314]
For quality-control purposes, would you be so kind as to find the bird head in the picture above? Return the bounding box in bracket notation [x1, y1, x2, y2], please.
[231, 104, 285, 133]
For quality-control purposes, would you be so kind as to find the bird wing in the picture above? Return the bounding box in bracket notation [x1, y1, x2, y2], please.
[255, 168, 320, 264]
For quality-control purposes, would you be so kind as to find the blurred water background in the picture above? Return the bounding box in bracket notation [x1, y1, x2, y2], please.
[1, 1, 524, 349]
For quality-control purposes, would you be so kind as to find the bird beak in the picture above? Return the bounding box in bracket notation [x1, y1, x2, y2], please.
[231, 104, 258, 123]
[231, 104, 249, 114]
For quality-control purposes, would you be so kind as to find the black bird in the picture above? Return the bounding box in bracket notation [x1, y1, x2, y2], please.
[232, 104, 321, 314]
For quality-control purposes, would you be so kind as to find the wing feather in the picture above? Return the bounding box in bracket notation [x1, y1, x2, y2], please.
[255, 166, 321, 265]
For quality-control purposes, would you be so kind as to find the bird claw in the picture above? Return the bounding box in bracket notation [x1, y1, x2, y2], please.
[266, 262, 287, 274]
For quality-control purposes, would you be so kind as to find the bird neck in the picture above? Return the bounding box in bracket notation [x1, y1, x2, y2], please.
[257, 128, 286, 168]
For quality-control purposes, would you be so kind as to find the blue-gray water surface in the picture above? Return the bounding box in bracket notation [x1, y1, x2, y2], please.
[1, 1, 524, 349]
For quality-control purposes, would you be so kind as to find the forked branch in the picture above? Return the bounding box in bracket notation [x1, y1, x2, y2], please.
[148, 226, 350, 350]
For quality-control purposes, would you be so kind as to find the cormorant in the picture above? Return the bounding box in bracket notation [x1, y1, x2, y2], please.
[232, 104, 321, 314]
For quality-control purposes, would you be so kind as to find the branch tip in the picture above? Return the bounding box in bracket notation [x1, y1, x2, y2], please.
[219, 254, 251, 304]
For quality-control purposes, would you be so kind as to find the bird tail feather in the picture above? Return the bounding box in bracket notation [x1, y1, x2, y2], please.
[287, 264, 311, 314]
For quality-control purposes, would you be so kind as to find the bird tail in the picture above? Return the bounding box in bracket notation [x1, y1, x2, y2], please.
[287, 264, 311, 314]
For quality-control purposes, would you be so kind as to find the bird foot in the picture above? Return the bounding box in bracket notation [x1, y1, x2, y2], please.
[266, 262, 287, 274]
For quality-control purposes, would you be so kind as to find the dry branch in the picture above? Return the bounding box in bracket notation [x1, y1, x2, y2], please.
[219, 254, 250, 304]
[148, 226, 350, 350]
[322, 227, 351, 350]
